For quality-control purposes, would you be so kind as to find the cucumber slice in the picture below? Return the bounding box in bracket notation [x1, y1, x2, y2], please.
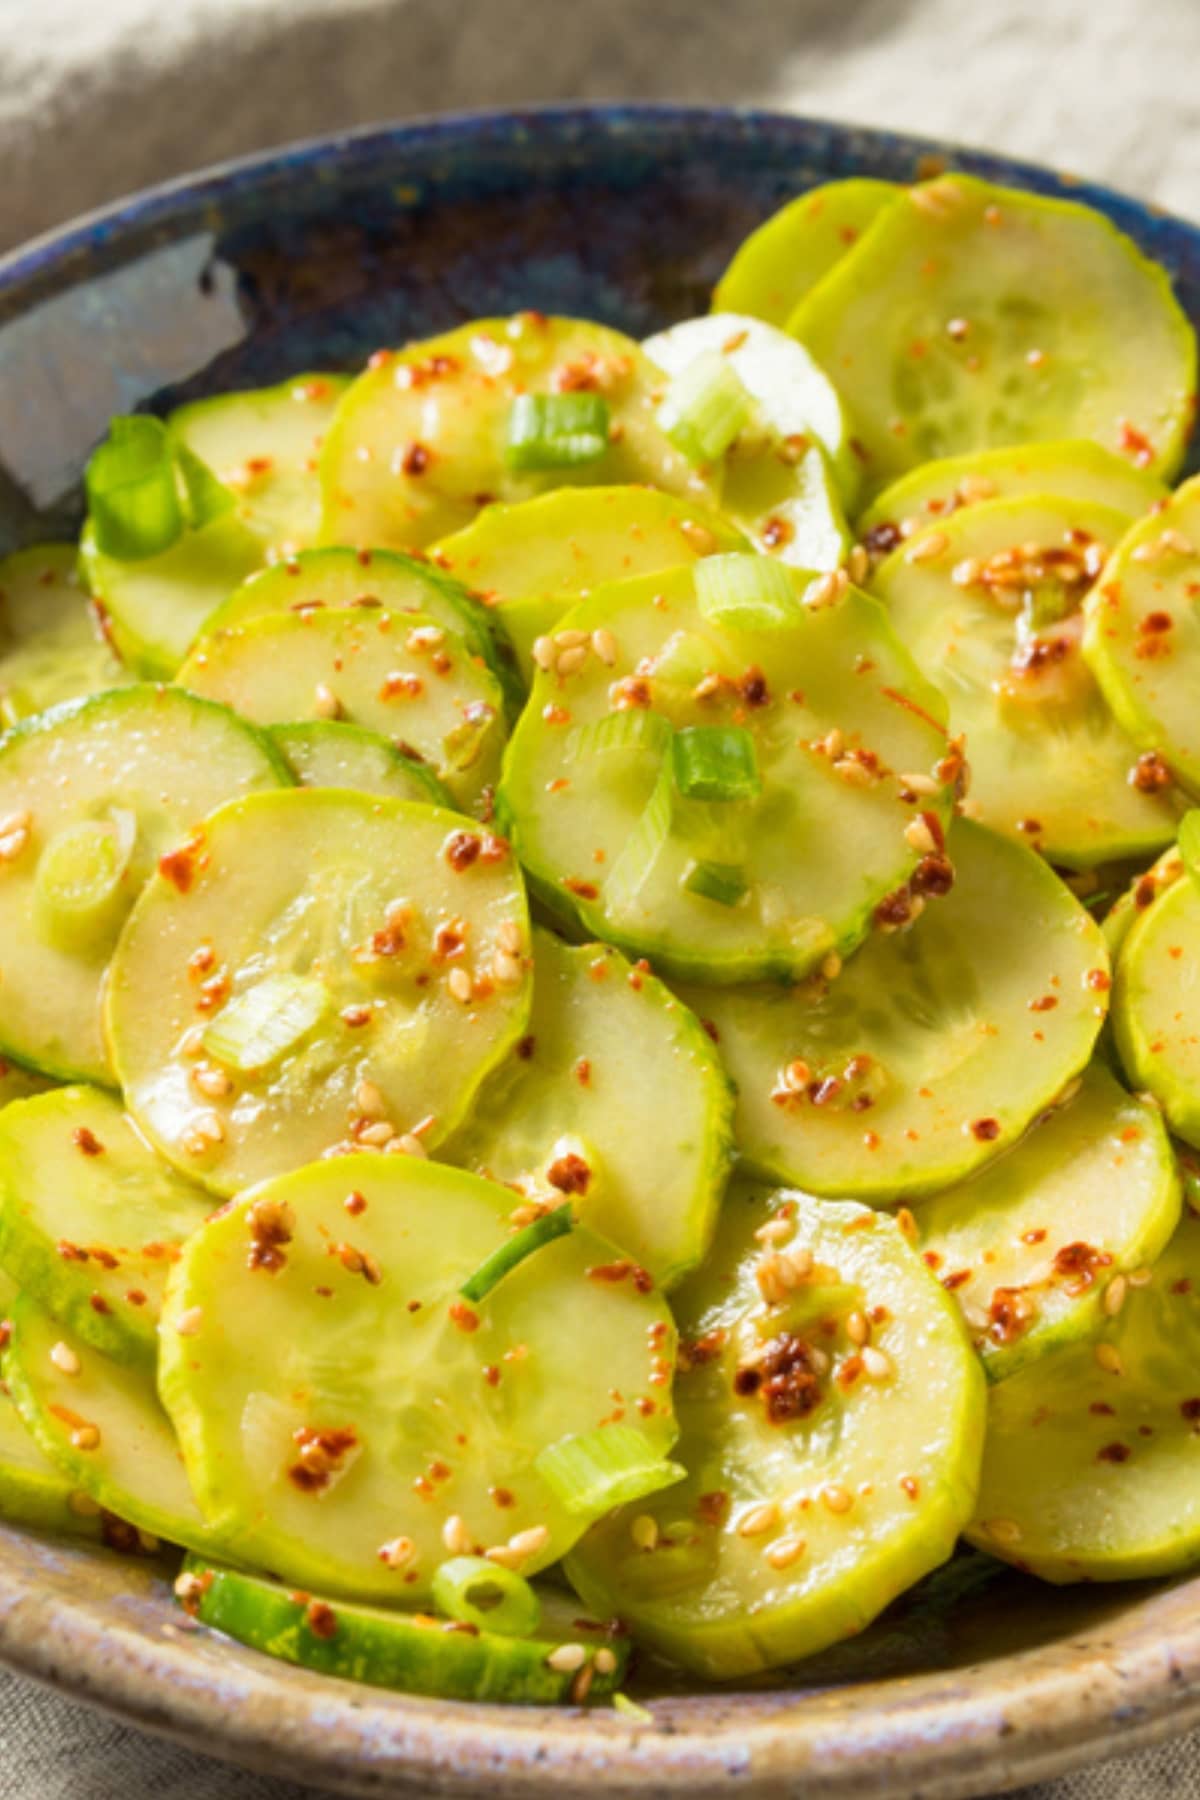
[270, 721, 451, 806]
[106, 788, 531, 1194]
[178, 608, 505, 814]
[158, 1155, 678, 1601]
[566, 1182, 984, 1679]
[0, 686, 286, 1084]
[0, 544, 128, 725]
[433, 487, 747, 686]
[1101, 846, 1183, 959]
[713, 179, 899, 328]
[497, 564, 955, 984]
[0, 1086, 208, 1365]
[168, 374, 350, 552]
[3, 1293, 220, 1553]
[202, 546, 521, 718]
[793, 174, 1196, 494]
[1112, 872, 1200, 1147]
[644, 313, 859, 540]
[680, 820, 1108, 1200]
[0, 1058, 55, 1107]
[1083, 475, 1200, 794]
[0, 1268, 106, 1536]
[966, 1207, 1200, 1582]
[79, 513, 263, 678]
[319, 315, 710, 551]
[872, 495, 1180, 867]
[859, 441, 1166, 545]
[179, 1556, 628, 1703]
[443, 927, 733, 1288]
[912, 1064, 1179, 1379]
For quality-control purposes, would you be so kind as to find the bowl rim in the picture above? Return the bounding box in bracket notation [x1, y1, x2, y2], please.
[1, 100, 1199, 1799]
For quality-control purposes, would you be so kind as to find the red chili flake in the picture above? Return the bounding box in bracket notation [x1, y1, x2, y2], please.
[73, 1127, 104, 1157]
[125, 1289, 147, 1308]
[760, 516, 794, 551]
[745, 1333, 825, 1423]
[196, 971, 231, 1014]
[247, 1198, 294, 1274]
[970, 1117, 1000, 1142]
[401, 442, 432, 476]
[515, 1035, 536, 1061]
[678, 1328, 727, 1371]
[1021, 1228, 1047, 1246]
[586, 1260, 654, 1294]
[1173, 1278, 1193, 1296]
[490, 1485, 516, 1508]
[874, 886, 915, 929]
[610, 676, 651, 710]
[574, 1057, 592, 1086]
[444, 831, 481, 872]
[1087, 968, 1111, 991]
[1029, 995, 1059, 1012]
[738, 666, 770, 708]
[287, 1426, 358, 1494]
[911, 854, 955, 898]
[547, 1153, 591, 1195]
[1052, 1241, 1112, 1290]
[477, 832, 509, 864]
[1140, 611, 1174, 635]
[696, 1490, 730, 1527]
[1089, 1401, 1116, 1416]
[922, 1250, 944, 1271]
[1117, 419, 1155, 467]
[542, 703, 572, 724]
[863, 522, 901, 556]
[1096, 1442, 1131, 1465]
[187, 943, 216, 979]
[988, 1287, 1034, 1344]
[449, 1299, 479, 1333]
[90, 1247, 120, 1270]
[344, 1191, 367, 1217]
[1180, 1399, 1200, 1424]
[941, 1270, 972, 1291]
[305, 1601, 338, 1640]
[57, 1242, 89, 1264]
[158, 832, 206, 893]
[89, 1294, 112, 1315]
[1132, 751, 1172, 793]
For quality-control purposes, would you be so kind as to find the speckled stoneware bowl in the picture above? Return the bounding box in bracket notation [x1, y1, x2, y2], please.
[1, 105, 1199, 1799]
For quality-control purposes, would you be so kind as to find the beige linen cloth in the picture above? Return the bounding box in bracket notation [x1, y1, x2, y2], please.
[0, 0, 1198, 1793]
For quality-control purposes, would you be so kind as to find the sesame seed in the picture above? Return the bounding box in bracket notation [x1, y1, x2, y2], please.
[442, 1514, 472, 1555]
[846, 1311, 869, 1346]
[1128, 1267, 1153, 1288]
[833, 757, 873, 787]
[178, 1024, 206, 1058]
[357, 1121, 395, 1147]
[736, 1501, 780, 1538]
[49, 1341, 80, 1376]
[594, 1647, 617, 1675]
[819, 728, 844, 760]
[679, 519, 718, 554]
[175, 1307, 204, 1337]
[1163, 529, 1195, 557]
[1095, 1343, 1124, 1375]
[553, 629, 589, 649]
[765, 1534, 807, 1569]
[906, 531, 948, 563]
[506, 1525, 550, 1561]
[379, 1535, 416, 1569]
[1103, 1275, 1128, 1318]
[862, 1346, 893, 1381]
[958, 476, 997, 504]
[355, 1079, 386, 1119]
[532, 636, 556, 671]
[847, 545, 869, 585]
[492, 950, 524, 987]
[447, 967, 473, 1003]
[986, 1517, 1023, 1545]
[782, 1058, 811, 1091]
[546, 1643, 587, 1673]
[387, 1133, 427, 1158]
[899, 772, 939, 795]
[754, 1218, 792, 1245]
[497, 920, 523, 954]
[174, 1570, 208, 1602]
[71, 1423, 101, 1451]
[406, 625, 446, 653]
[630, 1514, 659, 1550]
[820, 952, 842, 981]
[312, 683, 341, 719]
[905, 817, 938, 855]
[0, 826, 29, 862]
[804, 569, 848, 610]
[191, 1065, 233, 1099]
[821, 1484, 853, 1515]
[592, 628, 618, 666]
[556, 646, 588, 677]
[0, 810, 31, 838]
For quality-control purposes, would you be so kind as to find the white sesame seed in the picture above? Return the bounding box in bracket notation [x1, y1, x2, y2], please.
[833, 756, 873, 787]
[782, 1058, 811, 1092]
[379, 1535, 416, 1569]
[736, 1502, 779, 1538]
[764, 1534, 807, 1569]
[49, 1341, 80, 1376]
[804, 569, 848, 610]
[899, 772, 939, 795]
[174, 1570, 208, 1601]
[506, 1525, 550, 1560]
[553, 629, 589, 649]
[1163, 529, 1196, 557]
[386, 1133, 427, 1158]
[754, 1218, 792, 1245]
[679, 520, 718, 555]
[355, 1078, 386, 1119]
[847, 545, 870, 585]
[175, 1307, 204, 1338]
[1128, 1267, 1153, 1289]
[862, 1346, 893, 1381]
[497, 920, 523, 954]
[957, 475, 997, 504]
[1094, 1342, 1124, 1375]
[532, 636, 556, 672]
[905, 816, 938, 855]
[819, 728, 844, 760]
[447, 967, 473, 1003]
[821, 1484, 853, 1515]
[1103, 1275, 1128, 1318]
[358, 1120, 395, 1147]
[846, 1311, 870, 1347]
[594, 1647, 617, 1675]
[556, 645, 589, 677]
[906, 531, 949, 563]
[0, 827, 29, 862]
[70, 1423, 100, 1451]
[592, 628, 618, 666]
[191, 1065, 233, 1099]
[630, 1514, 659, 1551]
[493, 950, 524, 987]
[820, 952, 842, 981]
[546, 1643, 587, 1672]
[442, 1514, 472, 1555]
[986, 1517, 1023, 1545]
[0, 810, 31, 838]
[312, 683, 341, 719]
[406, 625, 446, 653]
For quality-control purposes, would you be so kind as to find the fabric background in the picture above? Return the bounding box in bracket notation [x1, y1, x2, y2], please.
[0, 0, 1196, 1791]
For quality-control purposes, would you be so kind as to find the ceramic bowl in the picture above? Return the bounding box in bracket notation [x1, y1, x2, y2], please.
[1, 105, 1198, 1799]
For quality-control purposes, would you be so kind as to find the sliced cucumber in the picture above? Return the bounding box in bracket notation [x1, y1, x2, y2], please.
[319, 315, 710, 550]
[681, 820, 1108, 1200]
[1083, 475, 1200, 794]
[3, 1293, 220, 1552]
[158, 1155, 678, 1601]
[178, 608, 505, 814]
[872, 495, 1180, 867]
[1112, 872, 1200, 1147]
[0, 1086, 208, 1365]
[912, 1064, 1179, 1379]
[0, 1058, 55, 1107]
[794, 174, 1196, 493]
[713, 179, 899, 328]
[79, 513, 263, 678]
[566, 1181, 983, 1679]
[0, 1268, 106, 1536]
[860, 441, 1166, 544]
[179, 1556, 628, 1703]
[443, 927, 733, 1288]
[270, 721, 451, 806]
[967, 1208, 1200, 1581]
[644, 312, 858, 539]
[0, 686, 286, 1084]
[498, 564, 954, 984]
[433, 487, 747, 686]
[106, 788, 530, 1194]
[168, 374, 350, 552]
[201, 546, 521, 718]
[0, 544, 128, 726]
[1101, 846, 1183, 959]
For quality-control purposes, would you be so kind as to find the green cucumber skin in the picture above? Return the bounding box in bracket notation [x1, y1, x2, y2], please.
[184, 1558, 627, 1704]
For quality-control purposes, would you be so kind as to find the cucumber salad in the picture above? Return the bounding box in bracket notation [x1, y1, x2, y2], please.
[1, 169, 1200, 1706]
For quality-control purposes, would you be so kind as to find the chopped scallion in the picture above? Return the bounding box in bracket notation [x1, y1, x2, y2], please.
[459, 1206, 573, 1304]
[672, 726, 761, 802]
[683, 859, 749, 907]
[431, 1555, 542, 1638]
[566, 709, 672, 763]
[659, 350, 753, 464]
[85, 416, 183, 561]
[34, 811, 136, 947]
[695, 552, 800, 630]
[173, 439, 236, 531]
[1179, 811, 1200, 891]
[505, 394, 610, 470]
[535, 1425, 685, 1515]
[602, 758, 675, 918]
[202, 972, 330, 1072]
